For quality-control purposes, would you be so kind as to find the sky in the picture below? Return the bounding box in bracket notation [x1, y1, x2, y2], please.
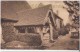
[27, 1, 70, 25]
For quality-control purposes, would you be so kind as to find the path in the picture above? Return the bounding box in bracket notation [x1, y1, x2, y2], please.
[46, 32, 79, 50]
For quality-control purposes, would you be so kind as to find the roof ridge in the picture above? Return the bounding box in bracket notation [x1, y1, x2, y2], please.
[53, 12, 63, 20]
[16, 4, 52, 13]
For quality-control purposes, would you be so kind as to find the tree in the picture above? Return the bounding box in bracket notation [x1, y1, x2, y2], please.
[63, 1, 79, 29]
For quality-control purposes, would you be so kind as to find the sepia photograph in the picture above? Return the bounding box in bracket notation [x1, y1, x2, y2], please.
[0, 0, 79, 50]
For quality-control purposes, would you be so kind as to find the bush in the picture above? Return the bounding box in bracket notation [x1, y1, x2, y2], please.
[3, 33, 42, 46]
[3, 34, 18, 43]
[53, 30, 59, 39]
[18, 33, 42, 46]
[58, 27, 69, 36]
[4, 41, 28, 49]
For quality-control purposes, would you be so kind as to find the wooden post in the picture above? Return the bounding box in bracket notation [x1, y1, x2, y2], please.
[25, 27, 28, 33]
[14, 27, 18, 35]
[49, 23, 54, 41]
[37, 27, 44, 45]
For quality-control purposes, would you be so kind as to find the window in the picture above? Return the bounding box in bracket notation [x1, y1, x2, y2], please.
[18, 27, 25, 33]
[27, 27, 35, 33]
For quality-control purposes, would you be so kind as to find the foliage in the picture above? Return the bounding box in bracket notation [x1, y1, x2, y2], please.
[63, 1, 79, 14]
[63, 1, 79, 25]
[18, 33, 42, 46]
[58, 27, 69, 36]
[3, 33, 42, 46]
[53, 30, 59, 39]
[4, 41, 28, 49]
[3, 34, 18, 43]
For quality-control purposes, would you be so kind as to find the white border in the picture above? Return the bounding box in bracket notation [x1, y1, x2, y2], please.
[0, 0, 80, 52]
[1, 0, 80, 1]
[1, 50, 80, 52]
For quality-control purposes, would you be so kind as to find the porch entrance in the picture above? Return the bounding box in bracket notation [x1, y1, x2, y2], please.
[42, 23, 51, 46]
[42, 33, 50, 46]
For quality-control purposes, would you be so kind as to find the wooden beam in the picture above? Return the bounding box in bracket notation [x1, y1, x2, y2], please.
[49, 23, 54, 41]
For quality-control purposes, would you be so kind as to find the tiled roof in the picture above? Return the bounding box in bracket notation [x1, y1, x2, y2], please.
[1, 1, 31, 20]
[15, 4, 52, 26]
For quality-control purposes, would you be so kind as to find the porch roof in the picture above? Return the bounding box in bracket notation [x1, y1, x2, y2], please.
[14, 4, 52, 26]
[14, 4, 63, 26]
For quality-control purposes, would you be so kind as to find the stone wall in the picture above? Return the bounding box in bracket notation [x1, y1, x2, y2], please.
[1, 22, 16, 42]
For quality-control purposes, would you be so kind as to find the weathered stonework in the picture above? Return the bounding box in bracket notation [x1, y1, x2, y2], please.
[1, 21, 17, 42]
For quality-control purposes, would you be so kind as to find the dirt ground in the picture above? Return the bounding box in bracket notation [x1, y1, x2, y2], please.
[45, 32, 79, 50]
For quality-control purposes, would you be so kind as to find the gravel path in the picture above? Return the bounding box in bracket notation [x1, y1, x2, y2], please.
[46, 33, 79, 50]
